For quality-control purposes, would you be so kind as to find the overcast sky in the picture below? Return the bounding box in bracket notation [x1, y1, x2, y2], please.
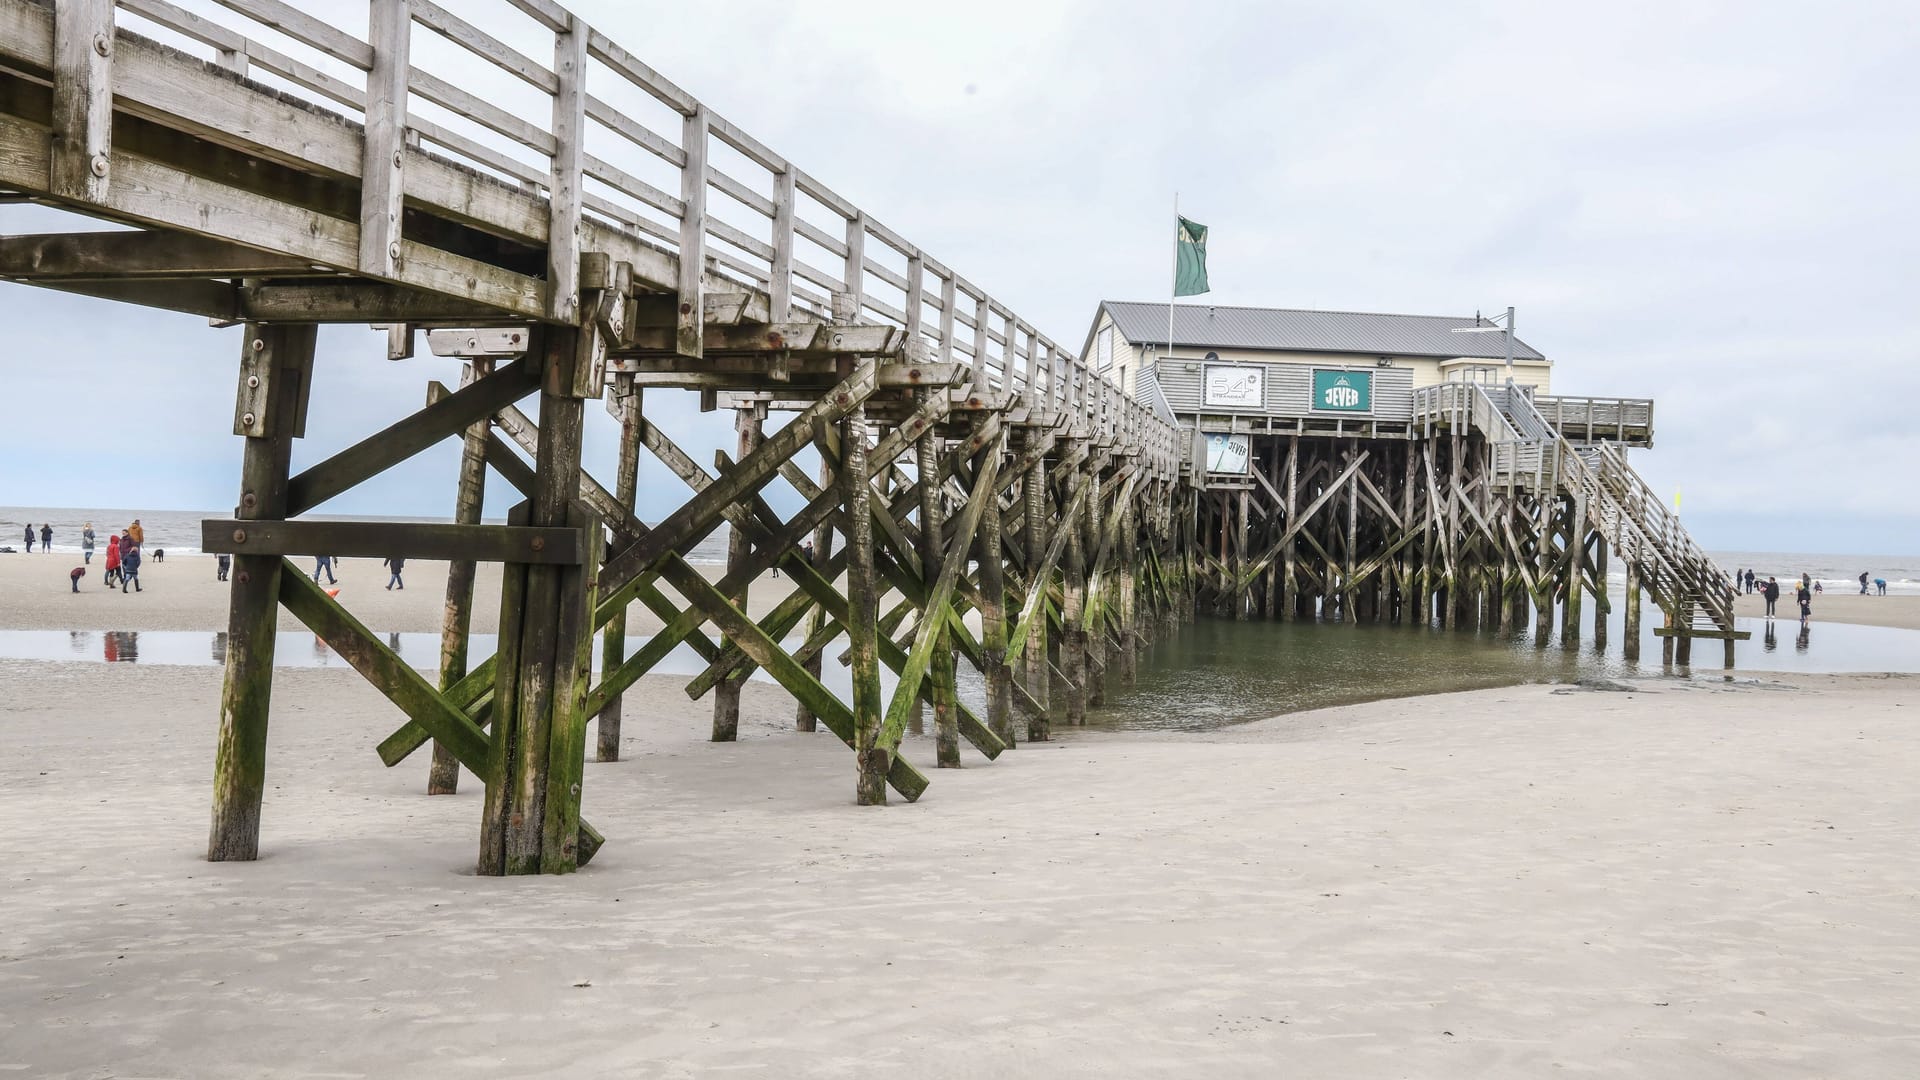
[2, 0, 1914, 554]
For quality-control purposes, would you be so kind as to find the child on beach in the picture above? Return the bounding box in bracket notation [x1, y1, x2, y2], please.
[70, 566, 85, 593]
[119, 541, 143, 593]
[1796, 582, 1811, 630]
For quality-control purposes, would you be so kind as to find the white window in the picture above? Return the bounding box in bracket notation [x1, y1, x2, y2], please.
[1096, 325, 1113, 371]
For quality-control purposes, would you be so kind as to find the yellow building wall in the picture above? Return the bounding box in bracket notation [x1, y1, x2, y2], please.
[1112, 336, 1552, 396]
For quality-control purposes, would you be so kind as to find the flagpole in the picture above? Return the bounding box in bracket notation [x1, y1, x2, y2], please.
[1166, 192, 1179, 369]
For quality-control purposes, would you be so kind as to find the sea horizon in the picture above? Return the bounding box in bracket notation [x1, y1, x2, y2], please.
[4, 504, 1914, 591]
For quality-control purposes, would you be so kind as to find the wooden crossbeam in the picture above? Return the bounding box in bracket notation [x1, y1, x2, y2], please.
[201, 519, 580, 564]
[286, 356, 539, 515]
[276, 563, 602, 862]
[622, 321, 899, 356]
[1236, 451, 1370, 589]
[597, 359, 877, 595]
[877, 450, 1001, 755]
[1006, 478, 1092, 657]
[0, 230, 315, 278]
[477, 414, 932, 802]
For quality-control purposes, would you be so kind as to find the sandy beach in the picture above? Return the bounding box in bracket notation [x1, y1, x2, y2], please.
[1731, 589, 1920, 632]
[2, 551, 1918, 1075]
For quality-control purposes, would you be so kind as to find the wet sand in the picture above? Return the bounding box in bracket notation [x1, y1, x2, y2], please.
[2, 658, 1916, 1078]
[8, 552, 1919, 635]
[1731, 589, 1920, 632]
[0, 550, 799, 635]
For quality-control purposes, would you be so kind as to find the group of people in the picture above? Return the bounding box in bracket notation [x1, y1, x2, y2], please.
[23, 523, 52, 552]
[1858, 571, 1888, 595]
[69, 519, 149, 594]
[1734, 568, 1816, 630]
[304, 554, 408, 590]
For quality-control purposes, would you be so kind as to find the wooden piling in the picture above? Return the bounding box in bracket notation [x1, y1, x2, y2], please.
[208, 322, 315, 862]
[1562, 497, 1586, 647]
[844, 406, 887, 804]
[595, 376, 639, 762]
[1623, 561, 1642, 662]
[432, 357, 493, 792]
[1023, 460, 1051, 741]
[711, 400, 766, 742]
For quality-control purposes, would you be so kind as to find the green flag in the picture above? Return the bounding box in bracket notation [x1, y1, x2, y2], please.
[1174, 215, 1209, 297]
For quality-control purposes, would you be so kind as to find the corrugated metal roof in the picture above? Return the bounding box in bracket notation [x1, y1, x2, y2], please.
[1102, 301, 1547, 362]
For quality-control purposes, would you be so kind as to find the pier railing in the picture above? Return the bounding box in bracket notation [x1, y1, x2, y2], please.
[1533, 394, 1654, 446]
[6, 0, 1179, 469]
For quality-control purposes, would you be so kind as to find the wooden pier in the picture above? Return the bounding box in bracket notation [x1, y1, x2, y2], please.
[0, 0, 1734, 876]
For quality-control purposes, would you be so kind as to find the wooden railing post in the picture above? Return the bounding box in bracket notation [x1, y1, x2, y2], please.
[547, 11, 586, 323]
[51, 0, 114, 203]
[359, 0, 409, 278]
[675, 104, 708, 357]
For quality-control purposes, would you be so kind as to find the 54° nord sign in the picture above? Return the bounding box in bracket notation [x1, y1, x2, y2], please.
[1312, 369, 1373, 414]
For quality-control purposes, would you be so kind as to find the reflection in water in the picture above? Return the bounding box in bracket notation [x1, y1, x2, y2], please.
[389, 631, 403, 653]
[1, 610, 1916, 735]
[1797, 627, 1812, 653]
[103, 630, 139, 663]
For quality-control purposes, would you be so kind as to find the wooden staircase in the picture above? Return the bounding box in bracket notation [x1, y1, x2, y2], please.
[1482, 385, 1740, 642]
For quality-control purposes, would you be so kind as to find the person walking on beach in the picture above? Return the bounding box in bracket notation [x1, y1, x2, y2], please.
[103, 533, 122, 588]
[128, 519, 144, 547]
[1860, 571, 1870, 595]
[216, 553, 231, 582]
[383, 555, 406, 590]
[120, 540, 143, 593]
[24, 524, 34, 553]
[1762, 576, 1780, 618]
[313, 553, 337, 585]
[82, 523, 95, 564]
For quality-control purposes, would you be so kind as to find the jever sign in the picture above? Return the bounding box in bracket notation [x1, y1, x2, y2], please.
[1312, 369, 1372, 414]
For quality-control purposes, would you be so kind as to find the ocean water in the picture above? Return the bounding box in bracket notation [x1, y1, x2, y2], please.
[0, 506, 732, 564]
[1705, 550, 1919, 595]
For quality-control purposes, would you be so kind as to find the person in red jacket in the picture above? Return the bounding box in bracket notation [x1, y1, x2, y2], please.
[103, 533, 123, 589]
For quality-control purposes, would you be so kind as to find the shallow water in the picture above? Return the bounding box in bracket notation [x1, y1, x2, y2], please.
[5, 593, 1916, 735]
[1084, 612, 1920, 732]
